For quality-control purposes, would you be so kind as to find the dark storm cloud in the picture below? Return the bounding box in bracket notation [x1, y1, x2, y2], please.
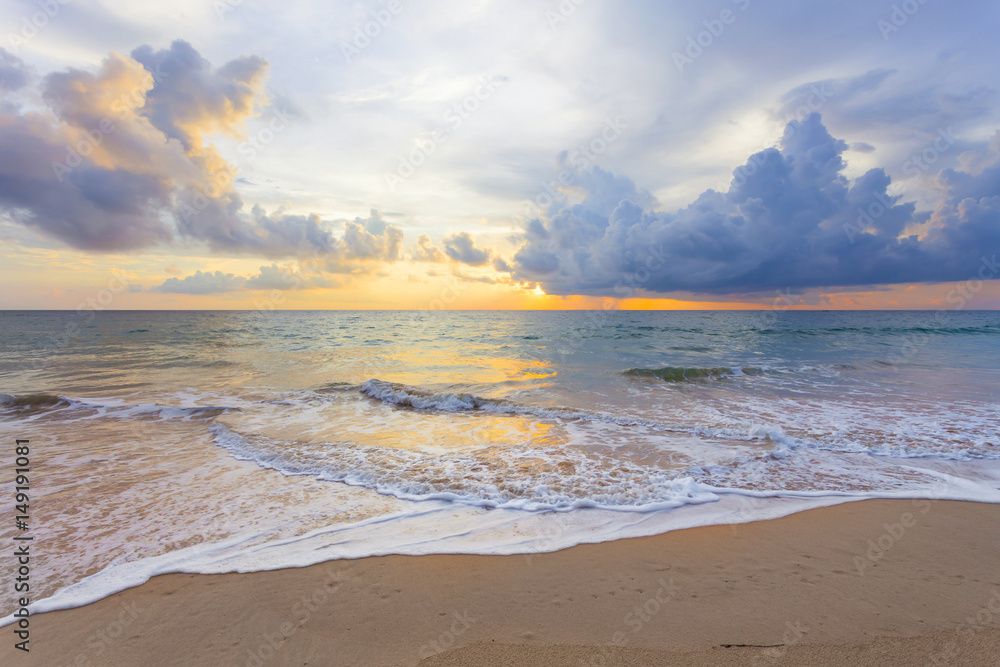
[512, 114, 999, 295]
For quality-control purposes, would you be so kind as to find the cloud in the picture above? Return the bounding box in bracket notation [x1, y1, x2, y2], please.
[0, 43, 239, 251]
[155, 263, 339, 294]
[155, 270, 245, 294]
[130, 40, 268, 150]
[451, 270, 499, 285]
[0, 41, 404, 263]
[340, 209, 403, 261]
[411, 233, 446, 262]
[0, 120, 176, 250]
[512, 113, 1000, 296]
[0, 47, 29, 92]
[492, 256, 513, 273]
[775, 69, 896, 124]
[244, 264, 337, 290]
[443, 231, 491, 266]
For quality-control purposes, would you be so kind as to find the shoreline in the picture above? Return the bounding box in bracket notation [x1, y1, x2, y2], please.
[5, 498, 1000, 665]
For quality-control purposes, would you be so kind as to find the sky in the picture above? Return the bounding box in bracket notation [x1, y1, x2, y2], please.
[0, 0, 998, 310]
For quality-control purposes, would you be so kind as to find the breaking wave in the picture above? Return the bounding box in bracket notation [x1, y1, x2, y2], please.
[623, 366, 764, 382]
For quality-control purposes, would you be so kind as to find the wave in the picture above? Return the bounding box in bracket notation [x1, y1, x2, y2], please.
[0, 393, 234, 421]
[624, 366, 764, 382]
[358, 379, 687, 429]
[210, 413, 1000, 513]
[357, 380, 825, 451]
[359, 379, 537, 412]
[0, 393, 70, 410]
[210, 422, 716, 511]
[354, 379, 999, 459]
[757, 325, 999, 336]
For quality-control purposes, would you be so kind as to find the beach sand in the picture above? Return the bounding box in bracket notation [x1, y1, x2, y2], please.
[6, 499, 999, 666]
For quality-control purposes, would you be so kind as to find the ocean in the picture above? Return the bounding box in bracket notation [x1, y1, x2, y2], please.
[2, 310, 999, 618]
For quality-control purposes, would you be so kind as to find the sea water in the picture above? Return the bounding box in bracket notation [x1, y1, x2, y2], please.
[1, 310, 998, 618]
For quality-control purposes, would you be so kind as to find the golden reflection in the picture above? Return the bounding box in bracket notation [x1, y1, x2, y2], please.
[221, 397, 568, 455]
[380, 351, 557, 388]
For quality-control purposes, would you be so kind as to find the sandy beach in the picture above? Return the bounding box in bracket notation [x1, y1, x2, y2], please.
[5, 0, 1000, 660]
[4, 498, 998, 666]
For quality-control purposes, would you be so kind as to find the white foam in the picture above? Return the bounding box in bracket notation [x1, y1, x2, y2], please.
[7, 479, 1000, 628]
[210, 422, 722, 511]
